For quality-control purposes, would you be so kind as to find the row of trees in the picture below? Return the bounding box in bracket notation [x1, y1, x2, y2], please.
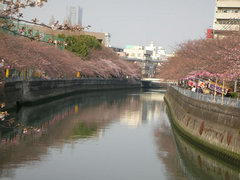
[0, 32, 141, 79]
[156, 34, 240, 82]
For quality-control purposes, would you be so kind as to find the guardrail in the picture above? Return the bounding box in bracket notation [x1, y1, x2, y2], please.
[3, 77, 135, 83]
[172, 86, 240, 108]
[0, 68, 137, 83]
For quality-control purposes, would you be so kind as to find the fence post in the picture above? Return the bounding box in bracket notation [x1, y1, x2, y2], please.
[214, 78, 218, 104]
[221, 80, 224, 105]
[24, 70, 28, 80]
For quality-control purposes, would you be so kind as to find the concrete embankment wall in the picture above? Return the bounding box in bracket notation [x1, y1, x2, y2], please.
[0, 78, 140, 109]
[165, 86, 240, 166]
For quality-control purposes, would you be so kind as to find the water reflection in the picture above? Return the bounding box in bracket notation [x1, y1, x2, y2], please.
[173, 127, 240, 180]
[0, 90, 239, 180]
[154, 102, 240, 180]
[0, 90, 141, 179]
[153, 104, 188, 180]
[120, 92, 165, 127]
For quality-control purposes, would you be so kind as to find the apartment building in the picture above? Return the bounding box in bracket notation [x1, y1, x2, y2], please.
[213, 0, 240, 38]
[124, 45, 152, 60]
[124, 42, 166, 61]
[145, 42, 166, 61]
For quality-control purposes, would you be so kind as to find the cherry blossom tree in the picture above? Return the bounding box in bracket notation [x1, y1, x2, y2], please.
[0, 33, 141, 79]
[156, 33, 240, 82]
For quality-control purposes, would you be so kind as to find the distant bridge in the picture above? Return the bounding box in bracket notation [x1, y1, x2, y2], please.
[141, 78, 175, 89]
[123, 57, 166, 63]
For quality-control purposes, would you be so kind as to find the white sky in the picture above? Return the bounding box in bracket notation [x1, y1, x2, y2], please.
[21, 0, 216, 52]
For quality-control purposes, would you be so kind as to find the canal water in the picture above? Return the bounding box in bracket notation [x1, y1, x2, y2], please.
[0, 90, 239, 180]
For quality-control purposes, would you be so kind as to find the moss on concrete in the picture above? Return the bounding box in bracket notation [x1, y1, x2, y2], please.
[164, 95, 240, 168]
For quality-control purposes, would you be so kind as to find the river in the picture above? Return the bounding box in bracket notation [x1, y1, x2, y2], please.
[0, 90, 239, 180]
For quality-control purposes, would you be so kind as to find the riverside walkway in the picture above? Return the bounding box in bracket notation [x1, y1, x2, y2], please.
[172, 86, 240, 108]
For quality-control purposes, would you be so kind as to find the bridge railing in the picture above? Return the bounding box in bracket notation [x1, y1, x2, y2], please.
[172, 86, 240, 108]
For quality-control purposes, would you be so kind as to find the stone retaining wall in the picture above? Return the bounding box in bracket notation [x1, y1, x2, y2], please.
[0, 78, 140, 109]
[165, 86, 240, 166]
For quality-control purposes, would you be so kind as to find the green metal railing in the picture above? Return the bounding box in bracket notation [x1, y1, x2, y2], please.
[1, 18, 66, 50]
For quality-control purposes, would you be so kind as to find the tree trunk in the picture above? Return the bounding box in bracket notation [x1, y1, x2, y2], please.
[234, 80, 237, 93]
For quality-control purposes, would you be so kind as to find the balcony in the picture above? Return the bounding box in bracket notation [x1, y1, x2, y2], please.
[213, 24, 240, 31]
[217, 1, 240, 8]
[215, 12, 240, 19]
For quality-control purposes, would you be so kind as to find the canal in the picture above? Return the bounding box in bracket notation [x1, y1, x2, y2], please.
[0, 90, 239, 180]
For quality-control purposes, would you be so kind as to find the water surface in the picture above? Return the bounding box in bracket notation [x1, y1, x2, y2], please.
[0, 90, 239, 180]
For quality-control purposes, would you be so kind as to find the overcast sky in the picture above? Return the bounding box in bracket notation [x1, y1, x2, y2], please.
[22, 0, 216, 52]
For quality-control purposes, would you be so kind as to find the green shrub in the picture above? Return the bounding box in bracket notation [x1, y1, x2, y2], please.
[230, 92, 238, 98]
[58, 34, 66, 39]
[58, 34, 102, 58]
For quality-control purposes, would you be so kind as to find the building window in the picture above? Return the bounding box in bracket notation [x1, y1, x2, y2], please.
[223, 9, 228, 13]
[234, 9, 239, 13]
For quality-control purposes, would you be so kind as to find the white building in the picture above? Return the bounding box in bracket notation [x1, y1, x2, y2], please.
[124, 42, 166, 61]
[145, 42, 166, 61]
[66, 6, 83, 27]
[105, 33, 111, 47]
[0, 3, 5, 12]
[123, 43, 168, 78]
[124, 45, 152, 60]
[213, 0, 240, 37]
